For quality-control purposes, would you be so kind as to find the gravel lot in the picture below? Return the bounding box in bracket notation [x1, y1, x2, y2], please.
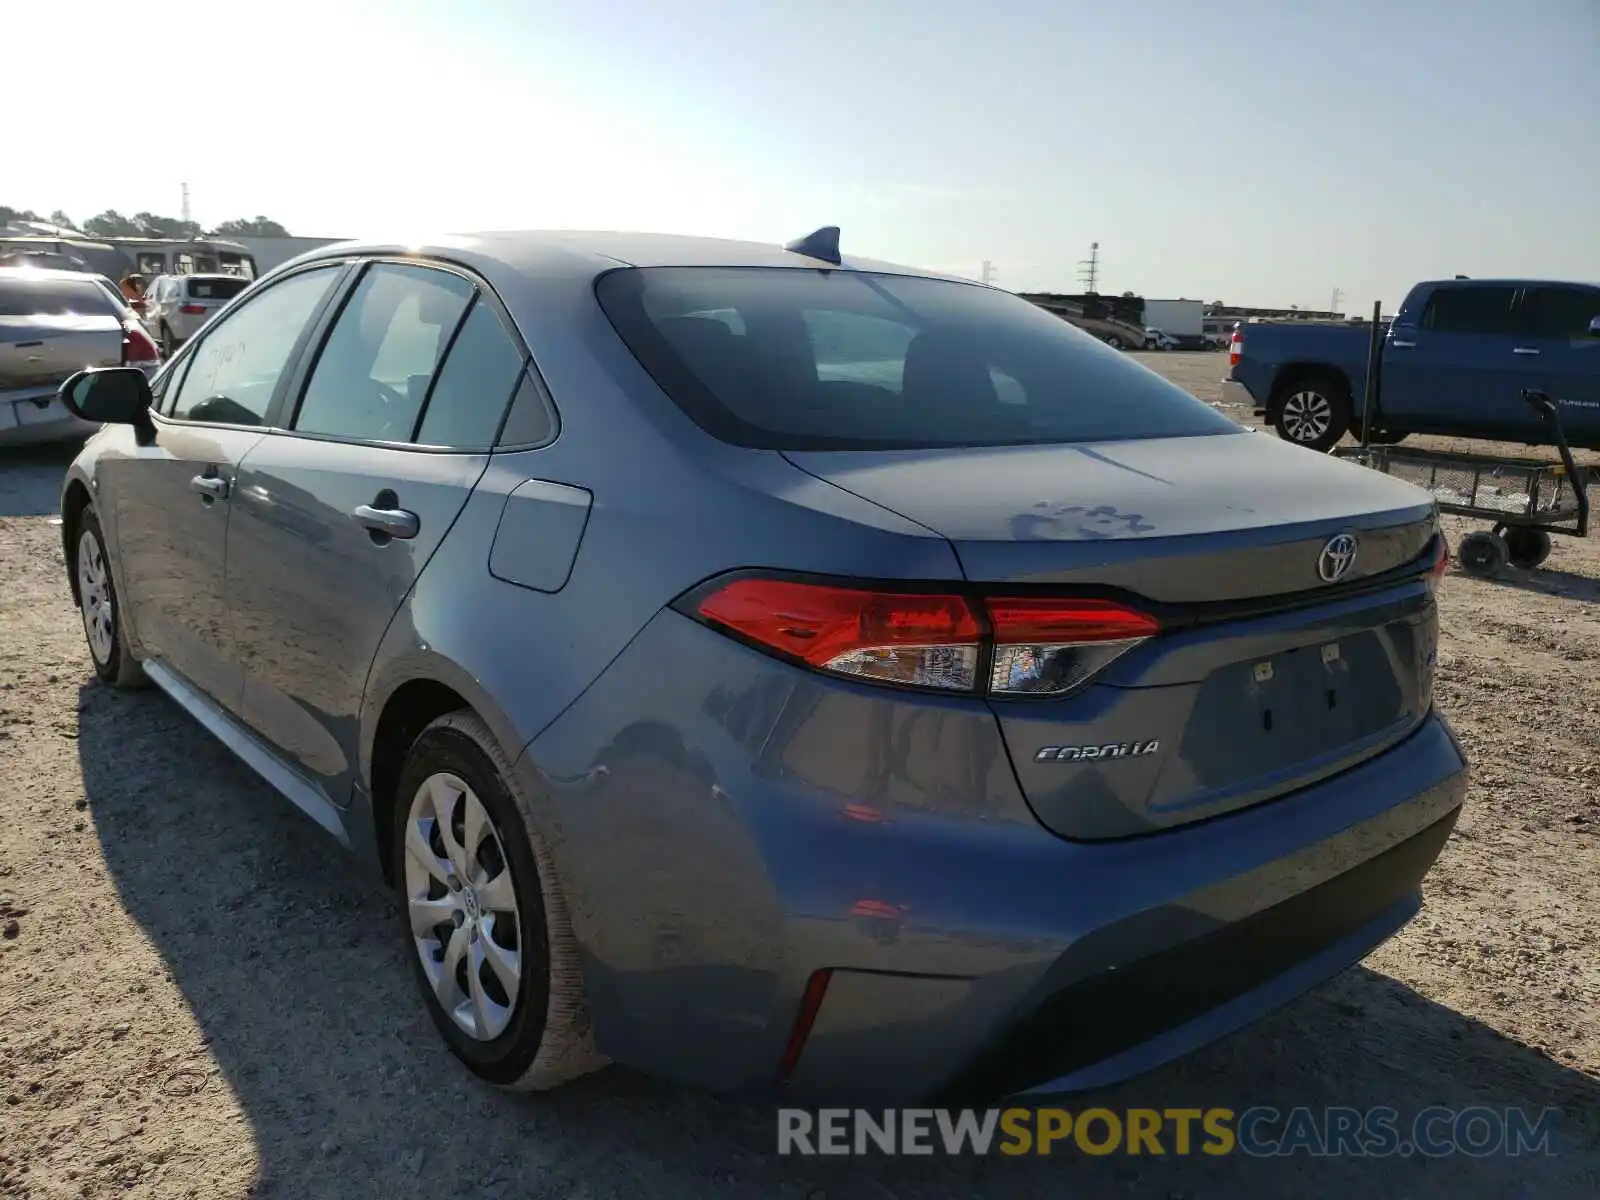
[2, 353, 1597, 1198]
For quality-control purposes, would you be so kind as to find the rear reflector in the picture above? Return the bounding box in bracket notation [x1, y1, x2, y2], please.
[179, 303, 207, 315]
[777, 969, 833, 1083]
[1228, 329, 1243, 368]
[689, 576, 1158, 697]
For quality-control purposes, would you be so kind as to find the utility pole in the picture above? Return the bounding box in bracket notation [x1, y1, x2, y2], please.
[181, 182, 192, 226]
[980, 260, 998, 286]
[1078, 242, 1100, 294]
[1330, 286, 1344, 316]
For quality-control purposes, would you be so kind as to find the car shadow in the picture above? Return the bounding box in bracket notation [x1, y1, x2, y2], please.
[1469, 564, 1600, 603]
[0, 440, 82, 517]
[76, 680, 1600, 1199]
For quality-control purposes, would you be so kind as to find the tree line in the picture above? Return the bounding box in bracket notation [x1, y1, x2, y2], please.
[1, 205, 290, 239]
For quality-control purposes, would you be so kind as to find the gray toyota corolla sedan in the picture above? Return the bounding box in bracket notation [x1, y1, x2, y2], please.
[56, 228, 1467, 1102]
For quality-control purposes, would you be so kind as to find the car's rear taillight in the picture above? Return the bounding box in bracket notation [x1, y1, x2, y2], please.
[1228, 328, 1243, 369]
[1424, 533, 1449, 594]
[986, 597, 1159, 696]
[179, 303, 206, 315]
[687, 576, 1158, 698]
[695, 578, 982, 691]
[122, 322, 160, 366]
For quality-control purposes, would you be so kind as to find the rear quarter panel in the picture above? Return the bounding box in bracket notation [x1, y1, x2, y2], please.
[355, 252, 968, 780]
[1234, 323, 1375, 415]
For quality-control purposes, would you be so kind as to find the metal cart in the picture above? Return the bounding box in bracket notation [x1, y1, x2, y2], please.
[1327, 308, 1595, 579]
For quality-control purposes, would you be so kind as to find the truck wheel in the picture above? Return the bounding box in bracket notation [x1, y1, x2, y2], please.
[1457, 531, 1510, 578]
[1271, 376, 1351, 451]
[1104, 335, 1125, 350]
[1504, 527, 1552, 570]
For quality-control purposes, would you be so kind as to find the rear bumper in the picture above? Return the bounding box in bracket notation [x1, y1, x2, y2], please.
[0, 394, 99, 447]
[1218, 378, 1257, 411]
[517, 611, 1469, 1102]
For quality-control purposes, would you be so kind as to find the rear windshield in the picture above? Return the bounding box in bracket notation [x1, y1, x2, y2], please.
[595, 267, 1239, 450]
[186, 276, 249, 301]
[0, 278, 119, 318]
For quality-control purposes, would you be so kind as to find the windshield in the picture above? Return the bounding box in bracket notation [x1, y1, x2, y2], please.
[595, 267, 1240, 450]
[0, 277, 119, 318]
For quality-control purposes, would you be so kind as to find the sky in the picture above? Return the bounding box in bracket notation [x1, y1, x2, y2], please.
[9, 0, 1598, 312]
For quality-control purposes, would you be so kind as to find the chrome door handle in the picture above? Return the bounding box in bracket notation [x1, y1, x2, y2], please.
[190, 474, 229, 500]
[1391, 339, 1416, 348]
[352, 504, 419, 540]
[1513, 347, 1541, 356]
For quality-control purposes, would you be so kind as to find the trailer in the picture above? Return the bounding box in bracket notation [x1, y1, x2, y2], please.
[1141, 298, 1204, 343]
[1331, 303, 1596, 578]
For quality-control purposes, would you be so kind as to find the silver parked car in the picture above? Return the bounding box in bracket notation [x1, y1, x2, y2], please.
[143, 272, 253, 355]
[56, 229, 1465, 1102]
[1, 267, 161, 447]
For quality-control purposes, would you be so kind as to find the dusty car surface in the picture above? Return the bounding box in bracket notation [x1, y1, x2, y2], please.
[56, 228, 1466, 1102]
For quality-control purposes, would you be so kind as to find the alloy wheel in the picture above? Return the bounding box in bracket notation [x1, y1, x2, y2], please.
[1280, 390, 1333, 443]
[77, 530, 115, 666]
[403, 772, 523, 1041]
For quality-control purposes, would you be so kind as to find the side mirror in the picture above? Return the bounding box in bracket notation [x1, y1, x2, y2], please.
[1588, 315, 1600, 339]
[59, 368, 154, 425]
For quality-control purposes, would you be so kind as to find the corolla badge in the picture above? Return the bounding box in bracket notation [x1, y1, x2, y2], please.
[1317, 533, 1359, 583]
[1035, 739, 1160, 763]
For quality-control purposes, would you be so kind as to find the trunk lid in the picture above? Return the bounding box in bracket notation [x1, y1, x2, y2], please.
[0, 313, 124, 396]
[785, 433, 1442, 840]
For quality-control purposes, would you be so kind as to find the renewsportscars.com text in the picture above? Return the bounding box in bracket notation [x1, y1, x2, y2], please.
[777, 1106, 1560, 1158]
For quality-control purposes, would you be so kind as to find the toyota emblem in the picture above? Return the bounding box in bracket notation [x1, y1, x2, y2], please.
[1318, 533, 1359, 583]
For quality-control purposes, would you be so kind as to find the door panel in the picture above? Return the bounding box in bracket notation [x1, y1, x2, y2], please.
[1380, 285, 1533, 439]
[109, 421, 266, 705]
[105, 265, 344, 704]
[226, 437, 487, 789]
[1522, 286, 1600, 446]
[221, 260, 520, 798]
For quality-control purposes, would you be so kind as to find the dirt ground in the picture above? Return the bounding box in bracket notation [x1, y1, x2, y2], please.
[2, 353, 1597, 1199]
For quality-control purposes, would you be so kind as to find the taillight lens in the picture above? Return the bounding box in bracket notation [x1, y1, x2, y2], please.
[1424, 533, 1449, 594]
[1228, 330, 1243, 368]
[179, 303, 207, 315]
[696, 578, 982, 691]
[689, 577, 1157, 698]
[987, 597, 1159, 696]
[122, 322, 160, 365]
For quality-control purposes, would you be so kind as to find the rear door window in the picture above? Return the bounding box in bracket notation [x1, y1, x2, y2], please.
[167, 265, 341, 425]
[1420, 286, 1522, 336]
[1522, 286, 1600, 339]
[292, 262, 474, 442]
[595, 266, 1238, 450]
[412, 297, 526, 448]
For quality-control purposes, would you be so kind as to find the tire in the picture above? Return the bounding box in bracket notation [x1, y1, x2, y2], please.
[1504, 527, 1552, 570]
[393, 710, 606, 1091]
[1270, 375, 1352, 452]
[1457, 530, 1510, 578]
[1104, 335, 1124, 350]
[159, 322, 176, 357]
[74, 508, 146, 689]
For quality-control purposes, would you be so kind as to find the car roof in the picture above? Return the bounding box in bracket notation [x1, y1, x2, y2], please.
[1416, 278, 1600, 291]
[287, 229, 978, 286]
